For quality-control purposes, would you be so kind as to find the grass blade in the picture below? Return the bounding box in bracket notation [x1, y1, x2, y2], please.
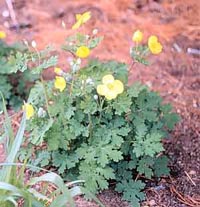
[28, 172, 75, 206]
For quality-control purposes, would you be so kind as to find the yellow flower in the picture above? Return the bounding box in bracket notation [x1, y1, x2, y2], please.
[54, 76, 66, 92]
[54, 67, 63, 75]
[76, 46, 90, 58]
[97, 75, 124, 100]
[23, 103, 34, 120]
[132, 30, 143, 43]
[0, 31, 6, 39]
[148, 35, 163, 55]
[72, 11, 91, 30]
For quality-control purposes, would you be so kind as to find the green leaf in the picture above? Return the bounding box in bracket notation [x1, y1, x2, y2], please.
[31, 56, 58, 74]
[79, 162, 115, 192]
[88, 37, 103, 49]
[116, 180, 145, 207]
[133, 132, 164, 157]
[52, 151, 79, 173]
[162, 112, 180, 130]
[30, 118, 54, 145]
[127, 82, 147, 98]
[33, 151, 51, 168]
[137, 157, 154, 179]
[1, 111, 26, 182]
[29, 172, 75, 206]
[154, 155, 170, 177]
[112, 93, 132, 115]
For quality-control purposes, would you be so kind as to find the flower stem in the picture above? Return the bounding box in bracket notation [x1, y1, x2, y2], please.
[40, 76, 52, 119]
[99, 97, 105, 123]
[69, 75, 75, 96]
[88, 113, 93, 142]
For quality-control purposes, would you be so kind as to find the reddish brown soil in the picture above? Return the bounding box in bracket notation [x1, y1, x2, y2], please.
[0, 0, 199, 206]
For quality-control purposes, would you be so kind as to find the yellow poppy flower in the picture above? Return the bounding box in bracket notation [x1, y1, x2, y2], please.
[54, 76, 66, 92]
[76, 46, 90, 58]
[132, 30, 143, 43]
[148, 35, 163, 55]
[97, 75, 124, 100]
[23, 103, 34, 120]
[0, 31, 6, 39]
[72, 11, 91, 30]
[54, 67, 63, 75]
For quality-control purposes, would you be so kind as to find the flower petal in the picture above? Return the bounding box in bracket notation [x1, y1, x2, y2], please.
[54, 67, 62, 75]
[54, 76, 66, 92]
[105, 90, 117, 100]
[0, 31, 6, 39]
[76, 46, 90, 58]
[23, 103, 34, 120]
[97, 84, 108, 96]
[102, 74, 114, 85]
[149, 42, 163, 55]
[72, 19, 82, 30]
[113, 80, 124, 94]
[82, 11, 91, 23]
[76, 14, 82, 21]
[148, 35, 158, 46]
[132, 30, 143, 43]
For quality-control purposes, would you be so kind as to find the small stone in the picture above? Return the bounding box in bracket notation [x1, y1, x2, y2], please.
[3, 21, 9, 28]
[145, 81, 152, 88]
[2, 10, 9, 18]
[61, 20, 66, 28]
[189, 170, 196, 175]
[192, 100, 198, 108]
[149, 199, 156, 206]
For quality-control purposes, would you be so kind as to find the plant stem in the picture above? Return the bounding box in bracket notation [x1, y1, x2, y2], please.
[69, 75, 75, 96]
[128, 60, 136, 71]
[98, 97, 105, 123]
[88, 113, 93, 143]
[40, 76, 52, 119]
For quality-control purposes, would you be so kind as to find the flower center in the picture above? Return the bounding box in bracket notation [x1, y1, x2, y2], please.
[107, 83, 114, 90]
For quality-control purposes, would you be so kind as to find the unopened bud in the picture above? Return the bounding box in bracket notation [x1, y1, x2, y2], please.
[93, 95, 98, 100]
[38, 107, 46, 118]
[92, 29, 98, 35]
[23, 39, 28, 46]
[76, 58, 81, 65]
[31, 40, 37, 48]
[86, 77, 94, 85]
[61, 20, 66, 29]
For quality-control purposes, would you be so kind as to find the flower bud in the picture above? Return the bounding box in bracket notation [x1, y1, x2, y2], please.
[92, 29, 98, 35]
[31, 40, 37, 48]
[38, 107, 46, 118]
[86, 77, 93, 84]
[93, 95, 98, 100]
[76, 58, 81, 65]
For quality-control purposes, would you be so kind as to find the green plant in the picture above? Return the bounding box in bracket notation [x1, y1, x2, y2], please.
[20, 15, 179, 207]
[0, 36, 58, 111]
[0, 95, 104, 207]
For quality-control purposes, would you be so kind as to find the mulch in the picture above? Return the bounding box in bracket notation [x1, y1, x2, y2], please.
[0, 0, 199, 206]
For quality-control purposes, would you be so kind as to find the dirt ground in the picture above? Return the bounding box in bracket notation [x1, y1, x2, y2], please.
[0, 0, 199, 206]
